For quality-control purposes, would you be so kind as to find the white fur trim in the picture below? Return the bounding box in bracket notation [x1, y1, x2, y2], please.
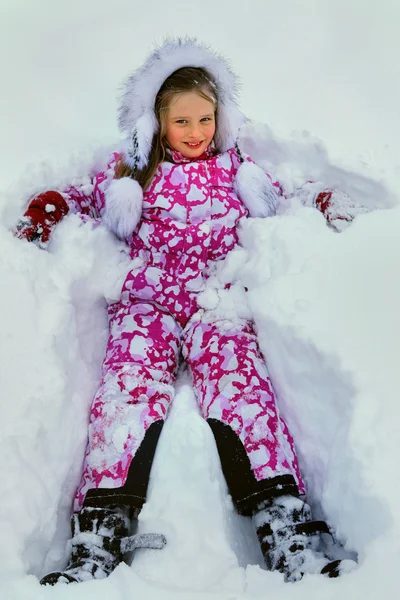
[102, 177, 143, 239]
[118, 37, 247, 163]
[214, 98, 246, 154]
[234, 162, 278, 218]
[125, 110, 158, 170]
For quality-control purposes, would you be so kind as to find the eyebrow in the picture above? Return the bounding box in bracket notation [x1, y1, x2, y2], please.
[171, 113, 215, 119]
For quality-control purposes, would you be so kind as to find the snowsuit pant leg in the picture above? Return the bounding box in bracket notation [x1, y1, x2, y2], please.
[74, 300, 180, 512]
[182, 317, 306, 516]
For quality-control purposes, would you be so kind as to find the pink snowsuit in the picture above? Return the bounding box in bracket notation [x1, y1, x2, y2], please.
[64, 147, 305, 515]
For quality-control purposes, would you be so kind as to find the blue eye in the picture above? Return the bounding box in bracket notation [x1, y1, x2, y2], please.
[176, 119, 187, 124]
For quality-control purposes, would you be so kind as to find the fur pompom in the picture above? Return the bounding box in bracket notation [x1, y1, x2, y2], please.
[234, 161, 278, 218]
[102, 177, 143, 239]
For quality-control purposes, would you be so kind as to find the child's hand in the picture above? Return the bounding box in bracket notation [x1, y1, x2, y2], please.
[315, 189, 370, 232]
[14, 191, 69, 248]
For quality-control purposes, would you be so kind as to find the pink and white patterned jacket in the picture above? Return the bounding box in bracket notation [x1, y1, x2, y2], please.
[61, 145, 280, 321]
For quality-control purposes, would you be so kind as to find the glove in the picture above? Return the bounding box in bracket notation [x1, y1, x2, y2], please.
[315, 189, 369, 232]
[14, 190, 69, 247]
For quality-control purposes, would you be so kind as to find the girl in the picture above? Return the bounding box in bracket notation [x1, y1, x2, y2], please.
[15, 38, 361, 585]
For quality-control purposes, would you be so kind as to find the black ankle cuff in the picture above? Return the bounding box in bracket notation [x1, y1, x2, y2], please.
[238, 475, 300, 516]
[83, 420, 163, 511]
[207, 418, 301, 516]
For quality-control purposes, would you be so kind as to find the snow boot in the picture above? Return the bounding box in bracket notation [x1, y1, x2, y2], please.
[253, 495, 356, 582]
[40, 506, 166, 585]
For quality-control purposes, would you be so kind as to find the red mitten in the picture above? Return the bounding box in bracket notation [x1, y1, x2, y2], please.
[15, 190, 69, 247]
[315, 189, 369, 232]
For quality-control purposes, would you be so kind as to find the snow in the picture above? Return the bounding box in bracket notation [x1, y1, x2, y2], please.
[1, 1, 400, 599]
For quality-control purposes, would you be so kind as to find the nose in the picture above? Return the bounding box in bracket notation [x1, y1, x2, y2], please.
[188, 123, 201, 138]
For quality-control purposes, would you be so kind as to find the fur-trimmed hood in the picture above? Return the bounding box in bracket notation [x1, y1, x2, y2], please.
[118, 37, 247, 170]
[102, 39, 277, 239]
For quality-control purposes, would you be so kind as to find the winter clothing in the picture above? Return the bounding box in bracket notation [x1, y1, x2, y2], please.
[15, 190, 69, 247]
[40, 507, 130, 585]
[75, 292, 305, 513]
[100, 38, 278, 241]
[315, 188, 369, 232]
[15, 37, 361, 584]
[118, 38, 246, 171]
[70, 145, 305, 514]
[253, 495, 353, 582]
[40, 506, 166, 585]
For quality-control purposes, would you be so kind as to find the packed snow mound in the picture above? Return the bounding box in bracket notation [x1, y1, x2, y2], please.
[0, 128, 399, 600]
[240, 122, 398, 210]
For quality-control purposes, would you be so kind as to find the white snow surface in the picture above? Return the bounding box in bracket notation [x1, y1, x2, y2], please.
[1, 1, 400, 599]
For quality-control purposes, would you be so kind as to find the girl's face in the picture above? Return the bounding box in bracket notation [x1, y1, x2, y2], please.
[165, 91, 216, 159]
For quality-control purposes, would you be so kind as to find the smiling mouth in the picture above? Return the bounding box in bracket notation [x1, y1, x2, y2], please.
[184, 141, 204, 148]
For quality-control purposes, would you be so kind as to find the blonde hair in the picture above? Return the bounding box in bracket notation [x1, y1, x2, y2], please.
[115, 67, 218, 189]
